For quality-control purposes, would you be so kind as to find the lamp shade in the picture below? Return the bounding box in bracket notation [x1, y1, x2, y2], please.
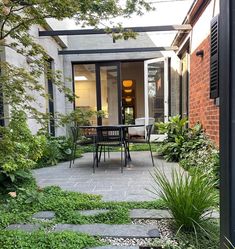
[125, 96, 132, 102]
[124, 89, 133, 93]
[123, 80, 133, 88]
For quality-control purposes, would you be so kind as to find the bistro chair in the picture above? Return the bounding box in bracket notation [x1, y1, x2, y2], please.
[93, 126, 127, 173]
[126, 124, 155, 166]
[69, 125, 96, 168]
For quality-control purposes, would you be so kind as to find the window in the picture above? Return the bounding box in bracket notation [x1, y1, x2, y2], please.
[46, 59, 55, 136]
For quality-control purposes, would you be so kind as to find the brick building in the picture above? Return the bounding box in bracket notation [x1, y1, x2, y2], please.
[173, 0, 220, 145]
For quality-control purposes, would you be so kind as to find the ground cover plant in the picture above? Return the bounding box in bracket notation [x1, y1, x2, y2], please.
[0, 230, 104, 249]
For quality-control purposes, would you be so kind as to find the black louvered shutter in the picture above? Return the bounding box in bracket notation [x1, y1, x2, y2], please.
[210, 15, 219, 99]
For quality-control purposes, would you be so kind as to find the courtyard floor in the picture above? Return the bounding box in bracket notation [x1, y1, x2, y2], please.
[33, 151, 180, 202]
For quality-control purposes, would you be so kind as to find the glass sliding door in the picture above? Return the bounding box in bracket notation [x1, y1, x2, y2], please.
[144, 58, 169, 135]
[74, 64, 97, 125]
[98, 64, 120, 125]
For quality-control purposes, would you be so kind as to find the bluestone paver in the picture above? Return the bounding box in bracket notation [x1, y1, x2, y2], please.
[32, 211, 55, 220]
[130, 209, 172, 219]
[79, 209, 110, 216]
[54, 224, 160, 238]
[6, 224, 41, 232]
[33, 152, 180, 201]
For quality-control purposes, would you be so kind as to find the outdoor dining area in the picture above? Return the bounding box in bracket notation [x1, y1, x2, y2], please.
[69, 118, 155, 173]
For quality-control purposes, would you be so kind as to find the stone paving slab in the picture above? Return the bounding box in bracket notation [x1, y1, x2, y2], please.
[88, 246, 139, 249]
[130, 209, 172, 219]
[54, 224, 160, 238]
[79, 209, 110, 216]
[6, 224, 41, 232]
[32, 211, 55, 220]
[33, 152, 180, 202]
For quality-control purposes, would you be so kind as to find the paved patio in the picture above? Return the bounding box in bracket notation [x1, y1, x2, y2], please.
[33, 151, 180, 201]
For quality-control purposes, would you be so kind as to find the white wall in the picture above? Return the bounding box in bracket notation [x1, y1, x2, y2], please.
[4, 24, 67, 136]
[191, 0, 220, 53]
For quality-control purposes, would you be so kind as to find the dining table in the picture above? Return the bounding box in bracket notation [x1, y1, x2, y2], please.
[79, 124, 145, 162]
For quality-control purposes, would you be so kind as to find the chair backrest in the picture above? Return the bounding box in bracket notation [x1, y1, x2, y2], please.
[96, 126, 123, 144]
[135, 117, 155, 125]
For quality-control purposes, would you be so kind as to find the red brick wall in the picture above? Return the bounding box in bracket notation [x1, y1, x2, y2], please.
[189, 36, 220, 146]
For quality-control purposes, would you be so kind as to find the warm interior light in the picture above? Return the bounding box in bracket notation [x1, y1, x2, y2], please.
[123, 80, 133, 88]
[74, 76, 88, 81]
[124, 89, 133, 93]
[125, 97, 132, 102]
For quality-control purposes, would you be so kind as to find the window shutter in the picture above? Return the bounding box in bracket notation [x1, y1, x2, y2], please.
[210, 15, 219, 99]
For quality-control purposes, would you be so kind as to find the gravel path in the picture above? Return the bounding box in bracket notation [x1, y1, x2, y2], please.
[100, 219, 177, 247]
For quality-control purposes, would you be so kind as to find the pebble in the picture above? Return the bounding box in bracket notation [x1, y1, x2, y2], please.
[100, 219, 176, 247]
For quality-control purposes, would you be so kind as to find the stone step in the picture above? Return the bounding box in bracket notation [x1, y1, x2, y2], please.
[78, 209, 109, 216]
[6, 224, 41, 232]
[54, 224, 160, 238]
[130, 209, 172, 219]
[32, 211, 55, 220]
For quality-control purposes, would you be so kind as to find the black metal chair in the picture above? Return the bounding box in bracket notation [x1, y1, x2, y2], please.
[126, 124, 155, 166]
[69, 125, 96, 168]
[93, 126, 127, 173]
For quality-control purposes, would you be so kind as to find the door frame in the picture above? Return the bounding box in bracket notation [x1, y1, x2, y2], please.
[96, 62, 122, 125]
[144, 57, 169, 124]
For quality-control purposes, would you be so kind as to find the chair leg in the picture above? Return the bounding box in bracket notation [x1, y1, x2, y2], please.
[126, 141, 131, 161]
[92, 145, 96, 173]
[96, 145, 99, 168]
[108, 147, 110, 158]
[98, 146, 102, 162]
[121, 146, 123, 173]
[104, 146, 106, 162]
[69, 143, 76, 168]
[148, 142, 155, 166]
[73, 144, 77, 164]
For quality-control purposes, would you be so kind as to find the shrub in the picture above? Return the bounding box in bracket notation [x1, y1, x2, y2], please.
[150, 168, 218, 231]
[36, 136, 77, 167]
[0, 111, 45, 191]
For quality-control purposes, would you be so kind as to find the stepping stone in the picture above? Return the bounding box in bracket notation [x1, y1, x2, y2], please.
[89, 247, 139, 249]
[6, 224, 41, 232]
[32, 211, 55, 220]
[78, 209, 109, 216]
[130, 209, 172, 219]
[54, 224, 160, 238]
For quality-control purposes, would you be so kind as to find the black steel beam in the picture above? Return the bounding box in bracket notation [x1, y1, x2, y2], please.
[58, 46, 178, 55]
[220, 0, 235, 248]
[39, 25, 192, 37]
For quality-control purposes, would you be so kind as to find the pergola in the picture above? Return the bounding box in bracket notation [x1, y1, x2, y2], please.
[39, 2, 235, 245]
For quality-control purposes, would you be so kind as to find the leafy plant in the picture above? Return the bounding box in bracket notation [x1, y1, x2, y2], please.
[155, 115, 189, 162]
[150, 168, 218, 232]
[0, 111, 46, 191]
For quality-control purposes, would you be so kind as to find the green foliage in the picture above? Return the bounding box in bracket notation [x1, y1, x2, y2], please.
[0, 230, 103, 249]
[174, 220, 220, 249]
[155, 115, 219, 183]
[36, 136, 76, 167]
[151, 168, 218, 232]
[0, 111, 45, 191]
[156, 115, 189, 162]
[0, 0, 152, 123]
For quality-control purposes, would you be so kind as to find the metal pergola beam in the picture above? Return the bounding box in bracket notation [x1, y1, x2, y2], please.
[39, 25, 192, 37]
[58, 46, 178, 55]
[220, 0, 235, 248]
